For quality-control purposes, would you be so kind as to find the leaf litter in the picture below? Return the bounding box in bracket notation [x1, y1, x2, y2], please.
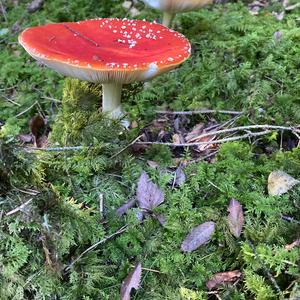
[206, 270, 242, 290]
[268, 170, 300, 196]
[181, 221, 215, 252]
[227, 199, 244, 238]
[120, 262, 142, 300]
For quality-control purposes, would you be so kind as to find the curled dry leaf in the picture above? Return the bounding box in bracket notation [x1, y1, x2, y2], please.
[136, 171, 164, 211]
[120, 263, 142, 300]
[268, 171, 300, 196]
[181, 221, 215, 252]
[227, 199, 244, 238]
[285, 239, 300, 251]
[206, 270, 242, 290]
[116, 199, 136, 217]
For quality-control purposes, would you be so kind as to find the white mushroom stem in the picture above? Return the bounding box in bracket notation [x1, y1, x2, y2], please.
[163, 11, 175, 27]
[102, 82, 123, 118]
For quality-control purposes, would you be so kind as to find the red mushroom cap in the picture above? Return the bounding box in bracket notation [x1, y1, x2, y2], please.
[19, 19, 191, 84]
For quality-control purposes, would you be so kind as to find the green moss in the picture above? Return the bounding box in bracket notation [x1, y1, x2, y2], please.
[0, 1, 300, 299]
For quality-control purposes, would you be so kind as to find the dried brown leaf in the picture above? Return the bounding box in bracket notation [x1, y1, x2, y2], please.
[120, 263, 142, 300]
[181, 221, 215, 252]
[206, 270, 242, 290]
[185, 123, 205, 142]
[227, 199, 244, 238]
[268, 171, 300, 196]
[116, 199, 136, 217]
[136, 172, 164, 211]
[285, 239, 300, 251]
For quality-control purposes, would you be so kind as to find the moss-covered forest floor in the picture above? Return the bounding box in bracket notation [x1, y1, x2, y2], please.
[0, 0, 300, 299]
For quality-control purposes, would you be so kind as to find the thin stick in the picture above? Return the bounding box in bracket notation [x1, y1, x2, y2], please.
[65, 225, 128, 271]
[246, 240, 282, 295]
[15, 101, 38, 118]
[6, 198, 33, 216]
[135, 130, 271, 147]
[130, 265, 162, 274]
[109, 135, 142, 159]
[25, 146, 87, 152]
[156, 109, 242, 115]
[63, 24, 100, 47]
[281, 215, 300, 225]
[0, 0, 7, 22]
[188, 125, 300, 142]
[2, 94, 21, 106]
[99, 193, 104, 218]
[285, 2, 300, 10]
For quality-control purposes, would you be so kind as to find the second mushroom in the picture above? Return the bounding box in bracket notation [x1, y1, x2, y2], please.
[143, 0, 213, 27]
[19, 18, 191, 119]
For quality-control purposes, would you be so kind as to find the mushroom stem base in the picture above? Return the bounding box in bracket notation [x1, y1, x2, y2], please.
[162, 12, 175, 27]
[102, 83, 123, 118]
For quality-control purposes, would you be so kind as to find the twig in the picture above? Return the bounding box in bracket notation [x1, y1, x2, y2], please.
[1, 93, 21, 106]
[281, 215, 300, 225]
[15, 101, 38, 118]
[246, 240, 282, 295]
[189, 124, 300, 142]
[6, 198, 33, 216]
[99, 193, 104, 218]
[109, 135, 143, 159]
[156, 109, 242, 115]
[0, 0, 7, 22]
[25, 146, 87, 152]
[130, 264, 162, 274]
[65, 225, 128, 271]
[135, 130, 271, 147]
[12, 186, 40, 195]
[285, 2, 300, 11]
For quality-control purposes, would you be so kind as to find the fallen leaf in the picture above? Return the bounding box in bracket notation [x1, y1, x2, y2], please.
[285, 239, 300, 251]
[147, 160, 159, 169]
[227, 199, 244, 238]
[116, 199, 136, 217]
[268, 171, 300, 196]
[206, 270, 242, 290]
[196, 135, 217, 152]
[272, 11, 284, 21]
[174, 166, 186, 187]
[181, 221, 215, 252]
[18, 133, 33, 143]
[185, 123, 205, 142]
[152, 213, 166, 226]
[120, 263, 142, 300]
[0, 28, 9, 36]
[136, 172, 164, 211]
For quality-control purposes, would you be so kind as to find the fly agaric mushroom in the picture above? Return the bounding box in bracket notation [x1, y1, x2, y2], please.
[19, 19, 191, 118]
[143, 0, 213, 27]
